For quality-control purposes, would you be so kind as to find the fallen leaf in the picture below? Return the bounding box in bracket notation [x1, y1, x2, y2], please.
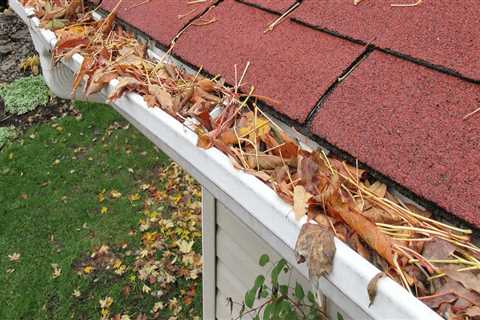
[100, 206, 108, 214]
[99, 296, 113, 309]
[293, 185, 312, 221]
[442, 265, 480, 295]
[465, 305, 480, 317]
[107, 77, 144, 102]
[295, 223, 336, 281]
[368, 181, 387, 198]
[110, 190, 122, 199]
[8, 253, 21, 262]
[197, 133, 213, 149]
[197, 79, 215, 92]
[70, 56, 93, 96]
[368, 272, 386, 306]
[128, 193, 141, 201]
[83, 265, 94, 274]
[419, 291, 458, 309]
[51, 263, 62, 278]
[148, 84, 173, 109]
[422, 238, 456, 260]
[329, 201, 395, 267]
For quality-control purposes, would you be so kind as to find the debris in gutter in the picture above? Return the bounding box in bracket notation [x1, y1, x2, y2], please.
[19, 0, 480, 318]
[368, 272, 386, 306]
[391, 0, 423, 7]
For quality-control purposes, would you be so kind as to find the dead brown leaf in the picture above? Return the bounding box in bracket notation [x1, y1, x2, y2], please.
[293, 185, 312, 221]
[107, 77, 144, 102]
[329, 200, 395, 267]
[148, 84, 173, 110]
[295, 223, 336, 281]
[368, 272, 386, 306]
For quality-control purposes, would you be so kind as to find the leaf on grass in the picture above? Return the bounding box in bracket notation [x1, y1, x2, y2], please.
[293, 185, 312, 221]
[367, 272, 386, 306]
[8, 253, 21, 262]
[295, 223, 336, 281]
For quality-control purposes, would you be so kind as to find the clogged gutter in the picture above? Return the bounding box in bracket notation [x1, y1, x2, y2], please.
[18, 0, 480, 318]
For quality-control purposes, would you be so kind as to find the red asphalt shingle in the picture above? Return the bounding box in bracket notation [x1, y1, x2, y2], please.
[100, 0, 214, 46]
[238, 0, 295, 12]
[292, 0, 480, 81]
[173, 1, 364, 123]
[311, 51, 480, 226]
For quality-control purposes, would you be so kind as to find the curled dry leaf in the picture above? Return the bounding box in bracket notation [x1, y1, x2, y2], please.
[148, 84, 173, 110]
[107, 77, 144, 102]
[70, 55, 93, 96]
[367, 272, 386, 307]
[85, 70, 118, 96]
[295, 223, 336, 281]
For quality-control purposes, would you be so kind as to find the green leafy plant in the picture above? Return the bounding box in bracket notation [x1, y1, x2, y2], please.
[0, 126, 17, 149]
[0, 75, 50, 115]
[232, 254, 327, 320]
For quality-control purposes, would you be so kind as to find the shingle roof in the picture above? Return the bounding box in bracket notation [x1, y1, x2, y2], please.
[100, 0, 480, 226]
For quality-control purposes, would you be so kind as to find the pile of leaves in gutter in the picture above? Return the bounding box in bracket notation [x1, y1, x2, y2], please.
[20, 0, 480, 318]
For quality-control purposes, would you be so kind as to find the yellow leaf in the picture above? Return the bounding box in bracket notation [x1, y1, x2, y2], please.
[83, 266, 94, 274]
[128, 193, 141, 201]
[99, 296, 113, 309]
[51, 263, 62, 278]
[110, 190, 122, 199]
[73, 289, 81, 298]
[100, 207, 108, 214]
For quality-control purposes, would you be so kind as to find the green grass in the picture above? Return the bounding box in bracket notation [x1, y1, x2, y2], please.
[0, 101, 195, 319]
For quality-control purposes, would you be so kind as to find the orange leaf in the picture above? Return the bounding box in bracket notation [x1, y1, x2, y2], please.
[329, 200, 395, 266]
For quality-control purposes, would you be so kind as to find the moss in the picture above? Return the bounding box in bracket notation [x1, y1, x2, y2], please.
[0, 126, 17, 148]
[0, 75, 50, 115]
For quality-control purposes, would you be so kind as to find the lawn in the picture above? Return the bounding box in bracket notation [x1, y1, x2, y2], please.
[0, 101, 203, 319]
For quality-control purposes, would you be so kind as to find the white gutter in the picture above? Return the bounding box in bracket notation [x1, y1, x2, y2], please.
[8, 1, 442, 318]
